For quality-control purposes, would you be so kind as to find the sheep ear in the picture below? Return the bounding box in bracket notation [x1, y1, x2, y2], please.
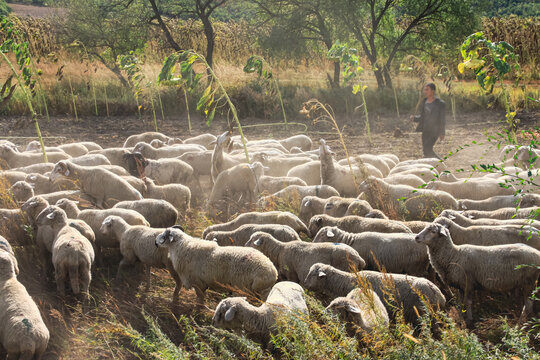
[345, 304, 362, 314]
[254, 238, 262, 246]
[224, 306, 236, 321]
[29, 175, 37, 181]
[318, 270, 326, 278]
[65, 168, 70, 176]
[439, 226, 448, 237]
[461, 204, 467, 210]
[172, 225, 185, 232]
[448, 214, 456, 220]
[304, 200, 311, 207]
[212, 238, 218, 242]
[46, 212, 56, 220]
[467, 214, 474, 219]
[326, 229, 335, 238]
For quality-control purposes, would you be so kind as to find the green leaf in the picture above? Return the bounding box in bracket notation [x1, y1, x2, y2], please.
[197, 85, 212, 111]
[206, 106, 216, 126]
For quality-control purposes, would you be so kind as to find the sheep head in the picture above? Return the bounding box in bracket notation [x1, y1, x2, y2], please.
[21, 196, 48, 220]
[249, 162, 269, 179]
[245, 231, 273, 248]
[304, 263, 329, 290]
[0, 251, 16, 279]
[415, 223, 449, 245]
[313, 226, 337, 243]
[50, 160, 72, 182]
[123, 152, 148, 177]
[155, 227, 184, 248]
[308, 215, 325, 238]
[26, 140, 41, 151]
[212, 297, 248, 329]
[35, 205, 67, 227]
[325, 297, 364, 326]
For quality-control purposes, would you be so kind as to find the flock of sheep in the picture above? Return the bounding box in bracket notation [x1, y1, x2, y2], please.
[1, 130, 540, 358]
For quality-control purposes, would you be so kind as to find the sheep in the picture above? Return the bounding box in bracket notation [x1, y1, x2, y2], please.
[304, 263, 446, 325]
[439, 209, 540, 230]
[426, 178, 515, 200]
[458, 193, 540, 211]
[0, 252, 50, 360]
[56, 198, 150, 259]
[69, 153, 111, 166]
[202, 211, 309, 238]
[155, 227, 278, 304]
[319, 140, 373, 197]
[24, 173, 77, 194]
[313, 226, 429, 276]
[0, 235, 18, 274]
[388, 163, 437, 176]
[212, 281, 308, 343]
[0, 170, 27, 186]
[88, 148, 128, 167]
[0, 144, 70, 168]
[308, 214, 412, 238]
[388, 168, 438, 183]
[101, 165, 130, 177]
[344, 199, 375, 217]
[207, 163, 263, 218]
[286, 161, 321, 186]
[25, 140, 67, 154]
[211, 131, 236, 184]
[380, 153, 399, 165]
[339, 154, 390, 177]
[113, 199, 178, 228]
[78, 142, 102, 151]
[121, 176, 145, 194]
[26, 141, 88, 157]
[326, 288, 389, 335]
[99, 216, 181, 302]
[2, 196, 50, 245]
[384, 174, 425, 188]
[416, 223, 540, 324]
[49, 160, 143, 208]
[8, 181, 34, 202]
[299, 196, 326, 224]
[258, 185, 340, 209]
[463, 206, 540, 220]
[257, 175, 307, 195]
[178, 151, 214, 177]
[123, 132, 171, 148]
[205, 224, 301, 246]
[364, 209, 389, 219]
[133, 142, 206, 159]
[39, 190, 93, 206]
[324, 196, 371, 218]
[142, 178, 190, 212]
[397, 158, 447, 170]
[433, 216, 540, 250]
[35, 206, 94, 304]
[279, 135, 312, 152]
[251, 153, 313, 177]
[122, 152, 194, 185]
[12, 163, 55, 174]
[245, 231, 365, 285]
[358, 176, 458, 220]
[184, 133, 217, 149]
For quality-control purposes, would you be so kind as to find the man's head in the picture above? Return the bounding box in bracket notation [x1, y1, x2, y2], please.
[423, 83, 436, 98]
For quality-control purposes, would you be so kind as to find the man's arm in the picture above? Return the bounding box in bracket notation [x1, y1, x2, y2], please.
[439, 100, 446, 139]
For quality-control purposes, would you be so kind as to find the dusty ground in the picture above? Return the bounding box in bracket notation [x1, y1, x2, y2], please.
[1, 109, 539, 359]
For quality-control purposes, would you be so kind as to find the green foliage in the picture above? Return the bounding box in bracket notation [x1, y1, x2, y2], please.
[473, 0, 540, 17]
[0, 0, 10, 17]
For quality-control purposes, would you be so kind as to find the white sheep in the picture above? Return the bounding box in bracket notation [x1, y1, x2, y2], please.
[416, 223, 540, 324]
[439, 209, 540, 230]
[286, 161, 321, 186]
[0, 235, 18, 274]
[463, 206, 540, 220]
[323, 196, 371, 218]
[69, 153, 111, 166]
[12, 163, 55, 174]
[49, 160, 143, 208]
[8, 181, 34, 202]
[211, 131, 237, 184]
[313, 226, 429, 276]
[212, 281, 308, 342]
[0, 144, 70, 168]
[258, 184, 340, 210]
[133, 142, 206, 159]
[279, 135, 312, 152]
[25, 173, 77, 195]
[87, 148, 128, 167]
[308, 214, 412, 238]
[383, 174, 425, 188]
[205, 224, 300, 246]
[155, 227, 278, 304]
[298, 196, 326, 224]
[202, 211, 309, 238]
[304, 263, 446, 325]
[183, 133, 217, 149]
[251, 153, 313, 177]
[142, 178, 191, 212]
[113, 199, 178, 228]
[123, 132, 171, 148]
[0, 252, 50, 359]
[122, 152, 194, 185]
[257, 174, 307, 195]
[458, 193, 540, 211]
[99, 216, 181, 302]
[245, 231, 365, 285]
[426, 178, 515, 200]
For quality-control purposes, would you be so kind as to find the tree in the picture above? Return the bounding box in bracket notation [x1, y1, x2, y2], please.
[253, 0, 343, 87]
[333, 0, 478, 89]
[0, 0, 10, 17]
[58, 0, 150, 87]
[146, 0, 230, 69]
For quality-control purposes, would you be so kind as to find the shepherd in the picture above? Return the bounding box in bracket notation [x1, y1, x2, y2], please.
[410, 83, 446, 159]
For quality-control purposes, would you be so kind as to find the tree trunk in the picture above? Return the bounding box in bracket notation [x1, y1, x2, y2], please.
[109, 64, 130, 88]
[333, 61, 340, 88]
[383, 66, 393, 89]
[147, 0, 181, 52]
[201, 15, 215, 69]
[374, 68, 385, 89]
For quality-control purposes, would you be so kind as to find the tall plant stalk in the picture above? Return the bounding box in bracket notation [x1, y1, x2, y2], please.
[67, 76, 78, 121]
[183, 87, 191, 133]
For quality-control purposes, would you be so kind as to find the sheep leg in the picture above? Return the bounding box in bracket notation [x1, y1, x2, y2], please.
[115, 258, 129, 282]
[17, 350, 33, 360]
[166, 262, 182, 305]
[194, 286, 206, 306]
[463, 288, 474, 327]
[145, 265, 151, 293]
[81, 263, 92, 312]
[519, 285, 535, 323]
[55, 265, 67, 297]
[38, 244, 52, 280]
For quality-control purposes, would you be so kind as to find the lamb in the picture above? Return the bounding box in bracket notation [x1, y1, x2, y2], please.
[286, 161, 321, 186]
[458, 193, 540, 211]
[8, 181, 34, 202]
[426, 178, 515, 200]
[308, 214, 412, 238]
[123, 132, 171, 148]
[299, 196, 326, 224]
[202, 211, 309, 238]
[25, 173, 77, 194]
[99, 216, 181, 302]
[257, 175, 307, 195]
[0, 170, 27, 185]
[35, 206, 95, 305]
[49, 160, 143, 208]
[383, 174, 425, 188]
[439, 209, 540, 230]
[251, 153, 313, 177]
[388, 168, 438, 183]
[88, 148, 128, 167]
[258, 185, 340, 209]
[113, 199, 178, 228]
[463, 206, 540, 220]
[245, 232, 365, 285]
[155, 227, 278, 304]
[0, 252, 50, 360]
[69, 153, 111, 166]
[212, 281, 308, 342]
[304, 263, 446, 325]
[24, 141, 67, 154]
[0, 144, 70, 168]
[122, 152, 194, 185]
[142, 178, 191, 212]
[338, 155, 390, 177]
[433, 216, 540, 250]
[78, 142, 102, 151]
[279, 134, 312, 152]
[205, 224, 301, 246]
[0, 235, 18, 274]
[183, 133, 217, 149]
[178, 151, 214, 177]
[344, 199, 375, 217]
[56, 198, 150, 259]
[313, 226, 429, 276]
[133, 142, 206, 159]
[12, 163, 55, 174]
[324, 196, 371, 218]
[211, 131, 238, 184]
[358, 176, 458, 220]
[326, 288, 389, 335]
[416, 223, 540, 324]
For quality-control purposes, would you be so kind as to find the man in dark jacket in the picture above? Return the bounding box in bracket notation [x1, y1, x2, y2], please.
[410, 83, 446, 159]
